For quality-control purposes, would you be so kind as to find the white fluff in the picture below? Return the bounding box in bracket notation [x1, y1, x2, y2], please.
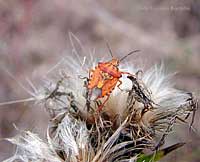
[3, 131, 61, 162]
[142, 64, 189, 108]
[51, 114, 90, 162]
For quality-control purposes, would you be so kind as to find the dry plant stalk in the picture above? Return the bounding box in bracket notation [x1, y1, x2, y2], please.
[2, 34, 198, 162]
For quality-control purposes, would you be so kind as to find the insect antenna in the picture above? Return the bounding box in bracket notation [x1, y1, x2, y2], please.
[106, 42, 114, 58]
[120, 50, 140, 62]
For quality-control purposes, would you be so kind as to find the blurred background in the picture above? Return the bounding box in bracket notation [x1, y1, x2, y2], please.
[0, 0, 199, 161]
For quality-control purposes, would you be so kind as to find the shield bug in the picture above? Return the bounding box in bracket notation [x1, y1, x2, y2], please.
[87, 46, 140, 111]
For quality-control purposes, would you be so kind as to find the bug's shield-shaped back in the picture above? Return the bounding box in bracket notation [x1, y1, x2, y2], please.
[101, 78, 119, 97]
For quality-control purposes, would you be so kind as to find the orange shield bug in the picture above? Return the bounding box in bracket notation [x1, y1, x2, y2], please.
[87, 46, 140, 111]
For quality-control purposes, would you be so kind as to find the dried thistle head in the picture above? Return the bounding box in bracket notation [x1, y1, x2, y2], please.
[3, 34, 198, 162]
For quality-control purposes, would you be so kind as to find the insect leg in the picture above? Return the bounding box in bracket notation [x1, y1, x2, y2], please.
[97, 94, 110, 112]
[121, 71, 136, 77]
[117, 79, 123, 91]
